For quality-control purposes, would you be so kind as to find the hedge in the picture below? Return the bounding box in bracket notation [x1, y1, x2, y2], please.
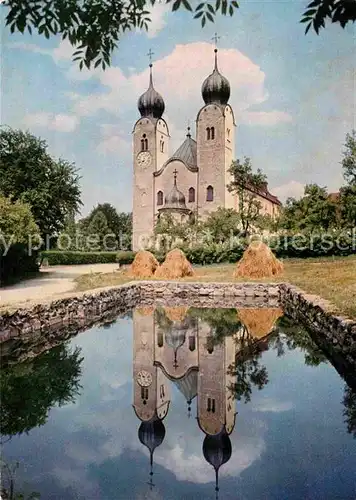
[41, 250, 135, 266]
[0, 243, 39, 285]
[152, 231, 356, 265]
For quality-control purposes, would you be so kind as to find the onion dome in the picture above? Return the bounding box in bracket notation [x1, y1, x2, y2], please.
[202, 49, 230, 105]
[138, 64, 165, 119]
[163, 170, 188, 210]
[203, 428, 232, 498]
[138, 416, 166, 453]
[138, 415, 166, 489]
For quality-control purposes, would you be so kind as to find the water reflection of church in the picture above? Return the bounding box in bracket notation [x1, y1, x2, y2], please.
[132, 306, 281, 497]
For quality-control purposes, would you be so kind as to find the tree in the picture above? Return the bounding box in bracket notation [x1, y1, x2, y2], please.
[0, 128, 82, 240]
[86, 204, 132, 249]
[0, 195, 39, 248]
[86, 211, 110, 250]
[280, 183, 337, 233]
[340, 130, 356, 228]
[203, 207, 241, 243]
[0, 196, 40, 285]
[227, 157, 267, 237]
[3, 1, 354, 70]
[0, 343, 83, 438]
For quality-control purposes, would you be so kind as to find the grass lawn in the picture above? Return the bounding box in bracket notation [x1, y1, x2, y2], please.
[74, 254, 356, 319]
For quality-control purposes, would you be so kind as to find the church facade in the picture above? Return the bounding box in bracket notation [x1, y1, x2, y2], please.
[132, 48, 281, 251]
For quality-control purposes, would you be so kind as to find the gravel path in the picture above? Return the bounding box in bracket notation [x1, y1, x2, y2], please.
[0, 263, 119, 309]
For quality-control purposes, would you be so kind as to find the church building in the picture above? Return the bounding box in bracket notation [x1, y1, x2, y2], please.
[132, 48, 281, 251]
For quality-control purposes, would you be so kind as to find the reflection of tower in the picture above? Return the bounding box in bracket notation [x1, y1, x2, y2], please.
[133, 308, 171, 422]
[133, 308, 171, 488]
[197, 320, 237, 436]
[203, 428, 232, 499]
[138, 416, 166, 489]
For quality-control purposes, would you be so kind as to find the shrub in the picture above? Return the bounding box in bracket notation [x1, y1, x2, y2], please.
[0, 195, 40, 285]
[41, 250, 136, 266]
[150, 231, 355, 265]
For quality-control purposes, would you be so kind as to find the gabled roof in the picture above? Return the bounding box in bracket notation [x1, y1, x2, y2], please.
[154, 134, 198, 177]
[171, 136, 197, 170]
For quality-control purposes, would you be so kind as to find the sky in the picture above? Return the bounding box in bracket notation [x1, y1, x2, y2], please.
[1, 2, 355, 216]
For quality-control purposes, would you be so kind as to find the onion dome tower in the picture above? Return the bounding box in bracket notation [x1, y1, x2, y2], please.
[203, 428, 232, 499]
[163, 170, 188, 211]
[138, 63, 165, 119]
[158, 171, 192, 220]
[138, 416, 166, 489]
[201, 49, 231, 106]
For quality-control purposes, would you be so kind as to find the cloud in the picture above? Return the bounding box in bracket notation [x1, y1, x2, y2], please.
[71, 42, 288, 139]
[242, 110, 292, 126]
[273, 180, 305, 202]
[23, 112, 79, 132]
[252, 398, 294, 413]
[145, 2, 171, 38]
[97, 124, 131, 156]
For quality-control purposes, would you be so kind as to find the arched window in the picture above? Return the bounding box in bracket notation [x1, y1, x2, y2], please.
[188, 187, 195, 203]
[157, 191, 163, 206]
[188, 335, 196, 351]
[157, 332, 163, 347]
[206, 336, 214, 354]
[141, 387, 149, 400]
[160, 140, 164, 153]
[141, 134, 148, 151]
[206, 185, 214, 202]
[206, 127, 215, 140]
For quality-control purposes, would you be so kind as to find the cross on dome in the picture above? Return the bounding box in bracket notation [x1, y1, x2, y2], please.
[147, 48, 154, 66]
[212, 32, 220, 49]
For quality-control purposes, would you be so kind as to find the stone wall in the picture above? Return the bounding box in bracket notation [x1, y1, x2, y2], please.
[1, 281, 355, 379]
[280, 283, 356, 387]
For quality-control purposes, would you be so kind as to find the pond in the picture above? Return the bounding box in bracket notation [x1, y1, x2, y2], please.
[1, 305, 356, 500]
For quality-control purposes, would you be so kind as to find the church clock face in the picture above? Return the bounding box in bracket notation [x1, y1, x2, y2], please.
[137, 151, 152, 168]
[137, 370, 153, 387]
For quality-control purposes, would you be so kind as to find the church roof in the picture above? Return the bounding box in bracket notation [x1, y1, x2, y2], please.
[171, 134, 197, 170]
[173, 369, 198, 403]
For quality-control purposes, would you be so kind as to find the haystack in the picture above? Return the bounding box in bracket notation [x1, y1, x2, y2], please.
[129, 250, 159, 278]
[163, 306, 189, 322]
[154, 248, 195, 279]
[238, 308, 283, 339]
[234, 241, 283, 278]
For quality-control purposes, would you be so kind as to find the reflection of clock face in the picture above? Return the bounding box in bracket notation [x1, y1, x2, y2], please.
[137, 370, 152, 387]
[137, 151, 152, 168]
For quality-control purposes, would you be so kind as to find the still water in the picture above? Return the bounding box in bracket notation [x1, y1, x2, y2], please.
[1, 306, 355, 499]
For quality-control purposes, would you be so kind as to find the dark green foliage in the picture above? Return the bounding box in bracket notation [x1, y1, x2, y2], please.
[0, 343, 83, 438]
[0, 128, 82, 239]
[152, 230, 355, 265]
[3, 1, 353, 71]
[41, 250, 135, 265]
[301, 0, 356, 35]
[3, 1, 240, 69]
[1, 244, 39, 285]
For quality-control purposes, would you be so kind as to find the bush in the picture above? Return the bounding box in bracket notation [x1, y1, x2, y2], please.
[1, 244, 39, 285]
[151, 231, 355, 265]
[41, 250, 135, 266]
[116, 250, 136, 265]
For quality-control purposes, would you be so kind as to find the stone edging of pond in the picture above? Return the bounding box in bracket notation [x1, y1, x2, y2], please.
[0, 281, 355, 347]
